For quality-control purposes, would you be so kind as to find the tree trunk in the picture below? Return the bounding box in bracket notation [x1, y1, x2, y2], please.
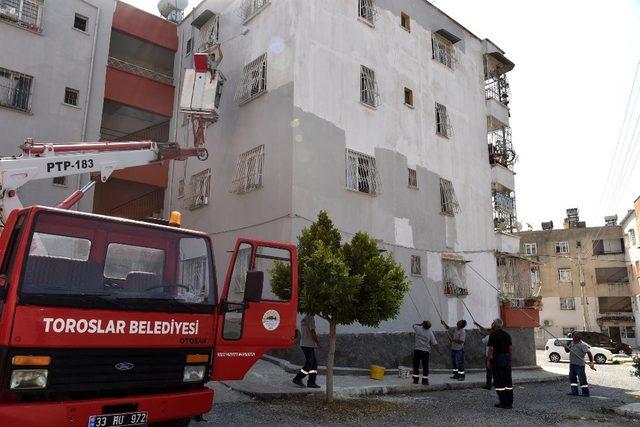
[325, 320, 337, 402]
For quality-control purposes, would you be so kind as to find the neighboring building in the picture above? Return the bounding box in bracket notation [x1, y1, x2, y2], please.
[518, 209, 635, 348]
[166, 0, 522, 359]
[0, 0, 116, 211]
[622, 196, 640, 347]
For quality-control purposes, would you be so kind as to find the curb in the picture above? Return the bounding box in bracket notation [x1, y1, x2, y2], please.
[615, 404, 640, 419]
[261, 355, 543, 377]
[222, 373, 565, 401]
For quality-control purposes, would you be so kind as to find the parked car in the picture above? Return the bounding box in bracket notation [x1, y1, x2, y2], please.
[569, 330, 632, 356]
[545, 338, 612, 365]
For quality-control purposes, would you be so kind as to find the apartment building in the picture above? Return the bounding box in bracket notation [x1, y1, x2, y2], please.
[166, 0, 522, 363]
[621, 196, 640, 346]
[0, 0, 116, 211]
[518, 209, 635, 348]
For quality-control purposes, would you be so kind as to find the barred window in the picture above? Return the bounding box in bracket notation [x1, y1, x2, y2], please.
[411, 255, 421, 276]
[236, 53, 267, 105]
[558, 268, 572, 282]
[0, 0, 43, 31]
[432, 33, 456, 69]
[73, 13, 88, 32]
[358, 0, 376, 25]
[560, 297, 575, 311]
[188, 169, 211, 210]
[440, 178, 460, 215]
[435, 103, 451, 137]
[240, 0, 270, 23]
[231, 145, 264, 194]
[346, 149, 379, 195]
[177, 179, 185, 199]
[408, 168, 417, 189]
[0, 67, 33, 112]
[64, 88, 79, 106]
[360, 65, 380, 108]
[185, 38, 193, 55]
[197, 14, 219, 50]
[443, 259, 468, 295]
[562, 327, 576, 336]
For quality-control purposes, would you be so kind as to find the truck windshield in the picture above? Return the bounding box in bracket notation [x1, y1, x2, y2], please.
[19, 211, 215, 313]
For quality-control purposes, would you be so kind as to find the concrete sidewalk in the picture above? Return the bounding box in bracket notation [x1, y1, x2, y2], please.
[219, 359, 565, 400]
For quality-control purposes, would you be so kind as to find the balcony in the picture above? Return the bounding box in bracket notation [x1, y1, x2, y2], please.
[104, 67, 174, 118]
[108, 57, 173, 85]
[493, 190, 517, 232]
[500, 305, 540, 328]
[0, 0, 43, 33]
[485, 73, 511, 106]
[488, 125, 517, 170]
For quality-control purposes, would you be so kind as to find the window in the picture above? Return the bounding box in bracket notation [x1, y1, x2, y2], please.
[185, 38, 193, 55]
[432, 33, 455, 69]
[188, 168, 211, 210]
[435, 103, 451, 137]
[231, 145, 264, 194]
[411, 255, 421, 276]
[440, 178, 460, 215]
[197, 14, 219, 49]
[598, 296, 633, 313]
[64, 87, 79, 106]
[358, 0, 375, 25]
[531, 266, 541, 284]
[0, 67, 33, 112]
[0, 0, 43, 31]
[630, 229, 637, 246]
[240, 0, 270, 23]
[236, 53, 267, 105]
[555, 241, 569, 254]
[558, 268, 572, 282]
[560, 297, 576, 311]
[576, 241, 582, 248]
[360, 65, 380, 108]
[623, 326, 636, 339]
[29, 233, 91, 261]
[595, 267, 629, 285]
[593, 238, 624, 255]
[52, 176, 67, 187]
[404, 87, 414, 107]
[443, 259, 467, 295]
[400, 12, 410, 31]
[562, 327, 576, 337]
[104, 243, 165, 280]
[177, 179, 185, 199]
[524, 243, 537, 255]
[408, 168, 417, 189]
[73, 13, 87, 32]
[346, 149, 379, 195]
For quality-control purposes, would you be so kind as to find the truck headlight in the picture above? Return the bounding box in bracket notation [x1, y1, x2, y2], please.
[183, 365, 206, 383]
[10, 369, 48, 390]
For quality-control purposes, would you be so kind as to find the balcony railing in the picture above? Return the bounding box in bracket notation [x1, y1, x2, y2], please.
[107, 57, 173, 85]
[485, 73, 511, 105]
[0, 0, 43, 33]
[493, 190, 517, 232]
[488, 126, 517, 169]
[114, 121, 170, 143]
[444, 282, 469, 296]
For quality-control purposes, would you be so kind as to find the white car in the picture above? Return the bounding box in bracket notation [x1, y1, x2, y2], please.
[544, 338, 613, 365]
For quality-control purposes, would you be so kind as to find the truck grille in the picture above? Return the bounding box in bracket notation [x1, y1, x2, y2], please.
[5, 348, 211, 394]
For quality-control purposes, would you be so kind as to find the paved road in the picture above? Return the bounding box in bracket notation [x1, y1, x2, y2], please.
[201, 352, 640, 426]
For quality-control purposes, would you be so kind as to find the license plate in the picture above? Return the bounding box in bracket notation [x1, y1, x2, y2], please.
[88, 411, 148, 427]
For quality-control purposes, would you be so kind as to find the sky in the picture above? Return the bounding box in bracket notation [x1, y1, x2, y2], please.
[125, 0, 640, 230]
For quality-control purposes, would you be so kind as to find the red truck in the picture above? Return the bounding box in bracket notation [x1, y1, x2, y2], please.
[0, 206, 299, 426]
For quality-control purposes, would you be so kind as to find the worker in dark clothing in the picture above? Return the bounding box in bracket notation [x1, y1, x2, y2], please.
[412, 321, 439, 385]
[487, 318, 513, 409]
[474, 321, 496, 390]
[564, 332, 595, 397]
[441, 319, 467, 381]
[292, 315, 322, 388]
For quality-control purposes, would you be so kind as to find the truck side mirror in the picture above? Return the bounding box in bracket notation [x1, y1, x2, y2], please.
[244, 271, 263, 303]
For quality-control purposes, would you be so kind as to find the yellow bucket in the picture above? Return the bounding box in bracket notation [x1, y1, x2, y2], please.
[370, 365, 385, 380]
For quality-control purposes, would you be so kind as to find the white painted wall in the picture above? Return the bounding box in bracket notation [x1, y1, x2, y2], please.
[0, 0, 115, 211]
[622, 210, 640, 347]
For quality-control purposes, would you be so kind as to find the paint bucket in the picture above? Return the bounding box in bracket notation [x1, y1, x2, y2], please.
[370, 364, 385, 380]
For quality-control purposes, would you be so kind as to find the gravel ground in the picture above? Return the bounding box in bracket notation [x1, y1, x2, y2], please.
[201, 352, 640, 426]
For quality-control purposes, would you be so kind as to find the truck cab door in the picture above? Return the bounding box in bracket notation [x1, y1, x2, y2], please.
[211, 239, 298, 381]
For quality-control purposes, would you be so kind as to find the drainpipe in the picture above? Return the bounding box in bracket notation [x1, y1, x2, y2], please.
[76, 0, 101, 209]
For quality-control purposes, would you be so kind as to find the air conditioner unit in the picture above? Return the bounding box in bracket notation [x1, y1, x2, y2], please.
[543, 319, 553, 327]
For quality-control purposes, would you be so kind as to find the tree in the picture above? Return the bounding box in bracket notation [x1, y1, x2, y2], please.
[272, 211, 410, 401]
